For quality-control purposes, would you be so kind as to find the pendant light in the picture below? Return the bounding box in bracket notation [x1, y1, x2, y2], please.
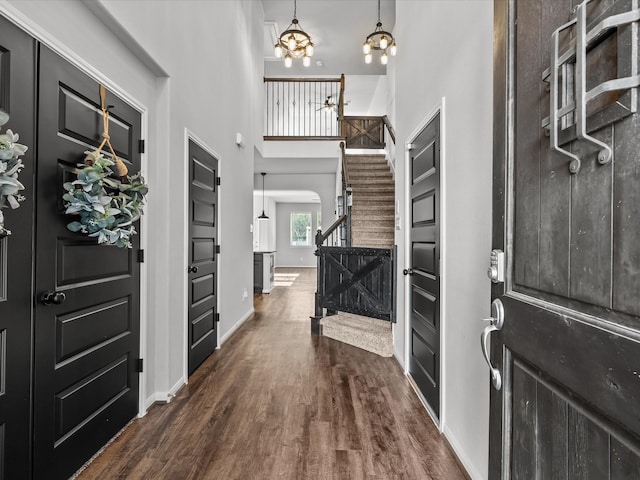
[363, 0, 397, 65]
[274, 0, 314, 68]
[258, 172, 269, 220]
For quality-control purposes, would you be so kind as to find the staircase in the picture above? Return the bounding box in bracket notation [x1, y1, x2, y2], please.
[315, 152, 396, 357]
[346, 154, 395, 249]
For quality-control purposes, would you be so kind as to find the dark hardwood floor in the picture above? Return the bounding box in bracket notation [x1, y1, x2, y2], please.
[76, 268, 468, 479]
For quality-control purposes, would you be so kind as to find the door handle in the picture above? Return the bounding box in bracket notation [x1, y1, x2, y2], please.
[403, 268, 413, 276]
[40, 290, 66, 306]
[187, 265, 198, 273]
[481, 298, 504, 390]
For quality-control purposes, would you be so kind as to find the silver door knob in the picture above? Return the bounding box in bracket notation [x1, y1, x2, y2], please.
[481, 298, 504, 390]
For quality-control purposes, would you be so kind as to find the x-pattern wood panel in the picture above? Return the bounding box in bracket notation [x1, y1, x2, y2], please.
[323, 253, 386, 311]
[344, 117, 384, 149]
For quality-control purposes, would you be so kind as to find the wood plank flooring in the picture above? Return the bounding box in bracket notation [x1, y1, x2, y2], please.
[76, 268, 468, 479]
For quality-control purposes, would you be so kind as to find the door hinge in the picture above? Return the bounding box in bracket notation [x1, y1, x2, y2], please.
[216, 176, 221, 186]
[136, 358, 144, 373]
[215, 313, 220, 323]
[139, 139, 145, 154]
[216, 245, 221, 254]
[137, 249, 145, 263]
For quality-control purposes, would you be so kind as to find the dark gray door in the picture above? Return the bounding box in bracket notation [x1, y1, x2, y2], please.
[491, 0, 640, 477]
[407, 114, 440, 417]
[33, 45, 141, 479]
[188, 139, 219, 375]
[0, 17, 35, 480]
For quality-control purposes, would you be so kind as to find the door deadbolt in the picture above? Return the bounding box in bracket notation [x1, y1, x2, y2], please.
[487, 249, 505, 283]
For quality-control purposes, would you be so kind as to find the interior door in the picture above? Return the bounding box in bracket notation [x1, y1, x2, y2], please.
[187, 139, 219, 375]
[33, 45, 141, 479]
[406, 114, 440, 418]
[0, 17, 35, 480]
[490, 0, 640, 477]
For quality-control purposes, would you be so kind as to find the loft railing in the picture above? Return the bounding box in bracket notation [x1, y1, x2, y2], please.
[264, 75, 345, 140]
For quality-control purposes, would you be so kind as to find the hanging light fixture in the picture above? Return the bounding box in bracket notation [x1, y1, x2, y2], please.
[274, 0, 314, 68]
[363, 0, 397, 65]
[258, 172, 269, 220]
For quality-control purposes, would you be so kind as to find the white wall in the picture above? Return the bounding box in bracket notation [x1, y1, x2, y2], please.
[344, 75, 387, 116]
[394, 1, 493, 479]
[275, 203, 321, 267]
[1, 0, 264, 406]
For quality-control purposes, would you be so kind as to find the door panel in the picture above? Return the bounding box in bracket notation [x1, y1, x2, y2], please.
[34, 45, 141, 480]
[188, 139, 218, 375]
[491, 0, 640, 477]
[0, 17, 35, 480]
[408, 114, 440, 417]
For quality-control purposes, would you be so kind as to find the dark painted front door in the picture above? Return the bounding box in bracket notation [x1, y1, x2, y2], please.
[491, 0, 640, 477]
[407, 113, 440, 418]
[0, 18, 35, 480]
[187, 139, 219, 375]
[33, 45, 141, 479]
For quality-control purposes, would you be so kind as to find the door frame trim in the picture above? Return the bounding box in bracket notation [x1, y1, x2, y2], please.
[183, 129, 222, 383]
[0, 2, 150, 417]
[403, 97, 446, 432]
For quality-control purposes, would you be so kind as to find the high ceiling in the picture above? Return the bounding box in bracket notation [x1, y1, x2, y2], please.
[262, 0, 396, 77]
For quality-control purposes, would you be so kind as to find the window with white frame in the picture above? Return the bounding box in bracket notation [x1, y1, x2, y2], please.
[290, 212, 312, 246]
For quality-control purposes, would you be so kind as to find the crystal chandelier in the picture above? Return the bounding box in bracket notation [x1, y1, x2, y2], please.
[363, 0, 397, 65]
[274, 0, 314, 68]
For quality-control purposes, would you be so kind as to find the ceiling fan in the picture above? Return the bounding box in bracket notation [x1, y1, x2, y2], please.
[313, 96, 350, 112]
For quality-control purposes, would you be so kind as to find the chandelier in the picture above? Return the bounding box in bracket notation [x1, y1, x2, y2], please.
[363, 0, 397, 65]
[274, 0, 314, 68]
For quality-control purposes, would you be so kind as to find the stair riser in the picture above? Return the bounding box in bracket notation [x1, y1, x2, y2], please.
[345, 153, 395, 249]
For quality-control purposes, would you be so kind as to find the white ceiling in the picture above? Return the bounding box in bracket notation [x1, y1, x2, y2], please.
[262, 0, 396, 77]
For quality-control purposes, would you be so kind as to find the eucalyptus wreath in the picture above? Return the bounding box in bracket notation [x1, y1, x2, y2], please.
[63, 152, 148, 248]
[0, 114, 28, 237]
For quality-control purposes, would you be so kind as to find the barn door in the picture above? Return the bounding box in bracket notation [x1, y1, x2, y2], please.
[0, 17, 35, 480]
[406, 114, 440, 418]
[490, 0, 640, 477]
[187, 139, 219, 375]
[33, 45, 141, 479]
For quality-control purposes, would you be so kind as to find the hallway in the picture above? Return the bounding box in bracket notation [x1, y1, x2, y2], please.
[77, 268, 467, 479]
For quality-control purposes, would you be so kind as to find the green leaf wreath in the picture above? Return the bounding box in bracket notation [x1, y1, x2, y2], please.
[0, 112, 28, 237]
[63, 85, 148, 248]
[63, 152, 148, 248]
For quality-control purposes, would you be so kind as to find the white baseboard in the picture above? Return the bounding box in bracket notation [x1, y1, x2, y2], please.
[219, 308, 254, 346]
[143, 308, 255, 411]
[143, 376, 186, 411]
[443, 425, 485, 480]
[275, 265, 317, 269]
[393, 350, 405, 370]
